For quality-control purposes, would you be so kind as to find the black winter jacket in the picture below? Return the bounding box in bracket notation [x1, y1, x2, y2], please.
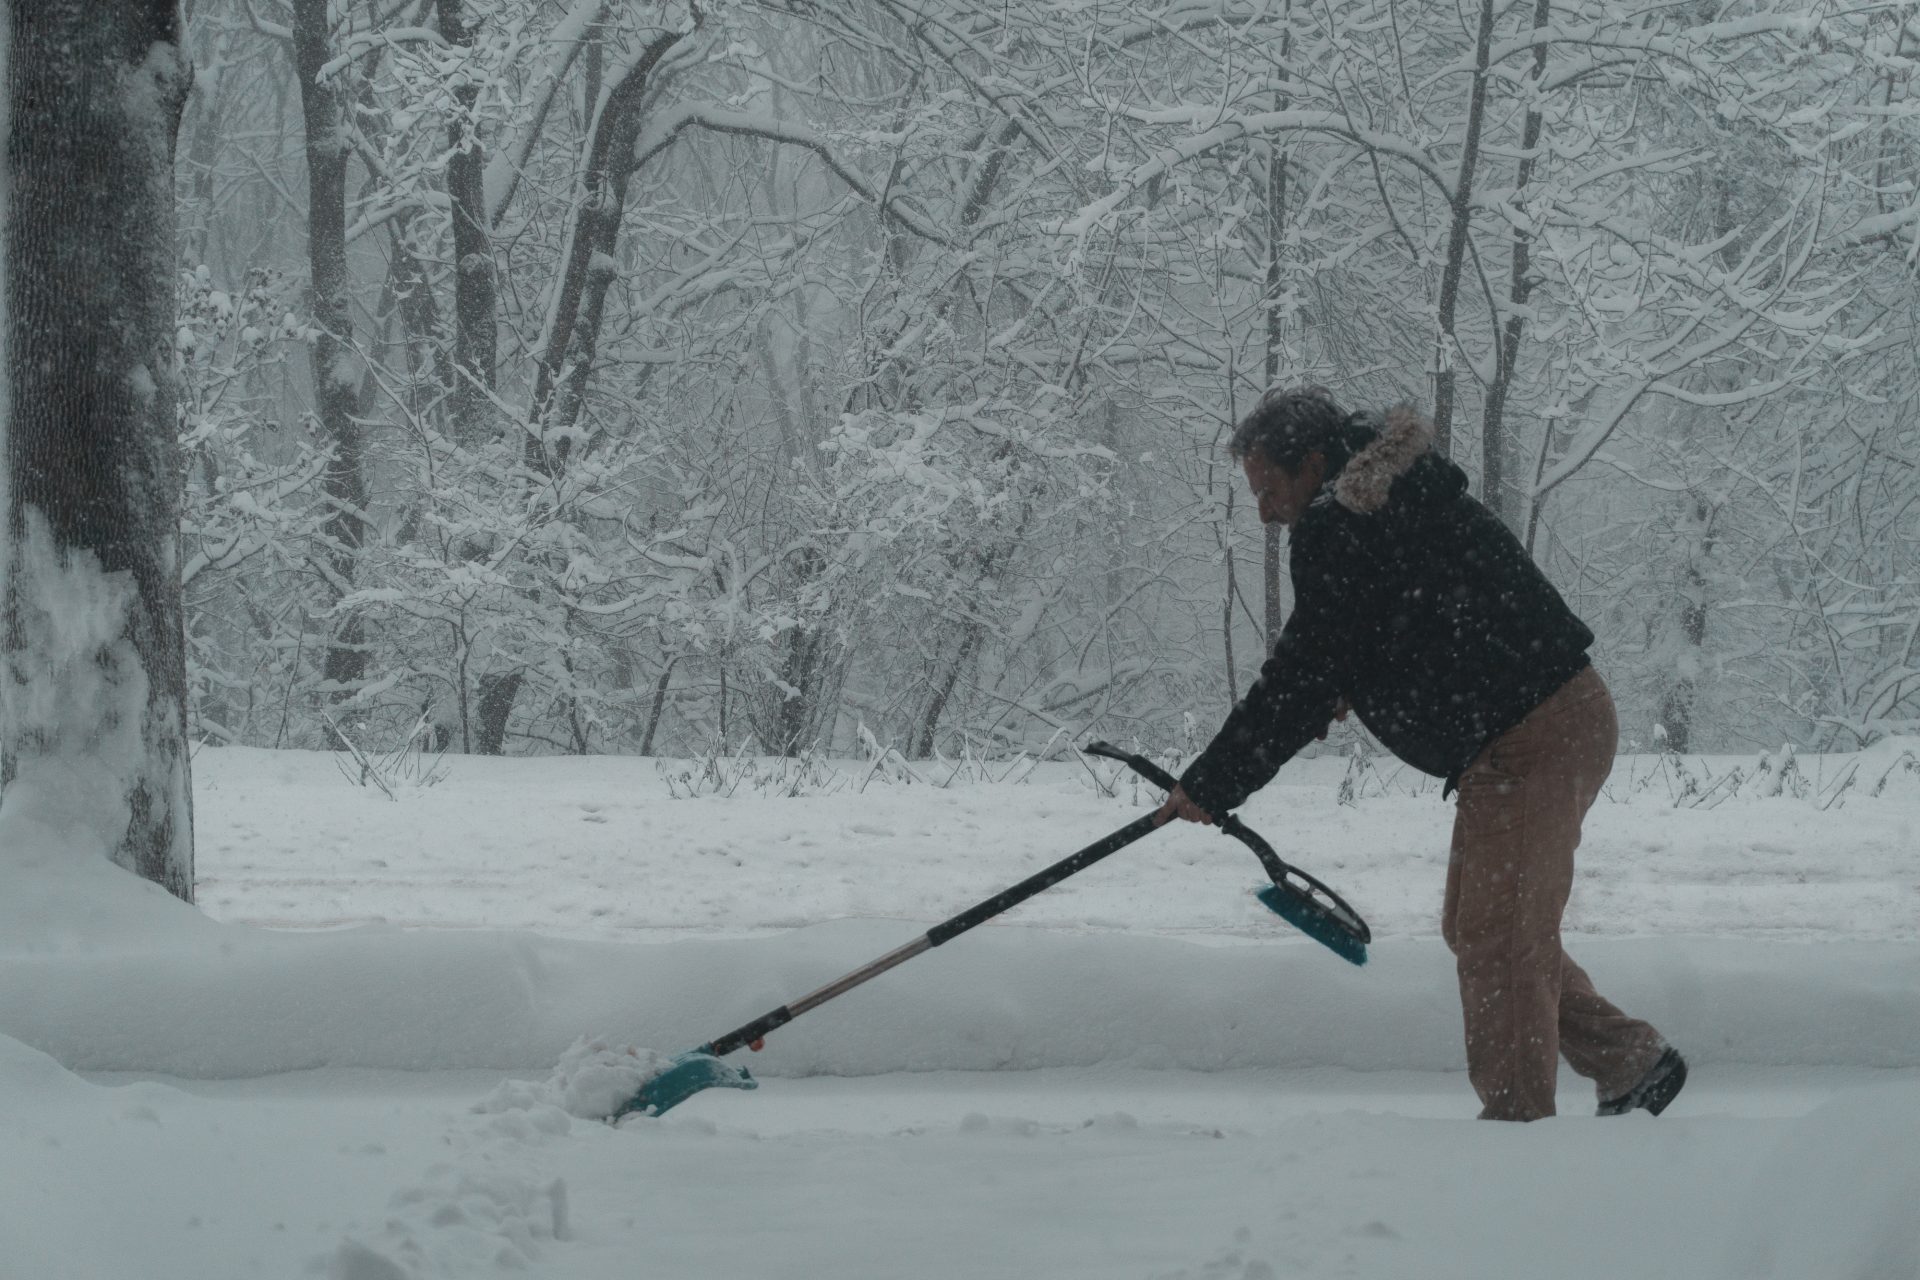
[1178, 407, 1593, 816]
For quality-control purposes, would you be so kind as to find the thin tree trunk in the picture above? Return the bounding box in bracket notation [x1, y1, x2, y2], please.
[910, 474, 1034, 757]
[179, 23, 228, 265]
[1660, 493, 1713, 752]
[290, 0, 371, 698]
[1481, 0, 1552, 530]
[385, 210, 454, 395]
[912, 624, 981, 759]
[564, 646, 589, 753]
[482, 23, 687, 745]
[640, 656, 677, 755]
[530, 27, 685, 470]
[1262, 91, 1292, 647]
[771, 554, 828, 756]
[3, 0, 196, 900]
[1222, 483, 1240, 704]
[437, 0, 497, 446]
[1431, 0, 1500, 458]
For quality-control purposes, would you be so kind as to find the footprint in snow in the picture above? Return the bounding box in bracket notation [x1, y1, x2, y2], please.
[1347, 1220, 1402, 1240]
[958, 1112, 1039, 1136]
[1150, 1248, 1276, 1280]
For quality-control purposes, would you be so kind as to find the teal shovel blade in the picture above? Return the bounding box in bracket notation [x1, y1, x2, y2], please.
[611, 1050, 757, 1121]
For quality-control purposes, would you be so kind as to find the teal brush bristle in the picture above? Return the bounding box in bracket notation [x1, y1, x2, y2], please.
[1256, 883, 1369, 966]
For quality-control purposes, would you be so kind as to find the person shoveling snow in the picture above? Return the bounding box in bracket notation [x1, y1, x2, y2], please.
[1159, 385, 1687, 1122]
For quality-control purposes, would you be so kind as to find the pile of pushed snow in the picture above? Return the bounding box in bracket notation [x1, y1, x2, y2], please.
[327, 1166, 573, 1280]
[472, 1036, 670, 1121]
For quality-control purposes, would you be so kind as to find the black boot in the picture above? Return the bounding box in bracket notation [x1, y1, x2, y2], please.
[1596, 1046, 1687, 1116]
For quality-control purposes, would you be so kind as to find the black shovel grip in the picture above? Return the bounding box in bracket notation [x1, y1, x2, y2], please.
[1082, 740, 1370, 945]
[1082, 740, 1284, 869]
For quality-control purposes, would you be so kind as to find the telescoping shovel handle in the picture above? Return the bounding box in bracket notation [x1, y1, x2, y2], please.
[699, 806, 1162, 1057]
[696, 744, 1357, 1060]
[615, 742, 1374, 1118]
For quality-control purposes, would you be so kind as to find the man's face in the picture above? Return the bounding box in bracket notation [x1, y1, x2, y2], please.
[1242, 450, 1325, 528]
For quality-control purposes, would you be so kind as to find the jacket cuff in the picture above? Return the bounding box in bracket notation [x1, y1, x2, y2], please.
[1176, 755, 1249, 819]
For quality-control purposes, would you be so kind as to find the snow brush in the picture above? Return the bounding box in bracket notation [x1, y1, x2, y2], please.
[611, 740, 1370, 1120]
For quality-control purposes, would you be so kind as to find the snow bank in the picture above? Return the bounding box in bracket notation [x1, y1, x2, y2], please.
[3, 908, 1917, 1078]
[0, 1028, 90, 1097]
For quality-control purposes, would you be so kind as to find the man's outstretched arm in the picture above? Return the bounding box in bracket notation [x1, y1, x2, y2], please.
[1156, 697, 1348, 826]
[1164, 526, 1350, 823]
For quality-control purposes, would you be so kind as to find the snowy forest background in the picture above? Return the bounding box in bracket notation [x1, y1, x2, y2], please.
[173, 0, 1920, 762]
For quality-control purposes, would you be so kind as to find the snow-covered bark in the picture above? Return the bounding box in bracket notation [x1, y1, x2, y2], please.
[2, 0, 195, 899]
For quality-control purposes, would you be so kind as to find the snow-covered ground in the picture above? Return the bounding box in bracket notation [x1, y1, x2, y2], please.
[5, 743, 1920, 1279]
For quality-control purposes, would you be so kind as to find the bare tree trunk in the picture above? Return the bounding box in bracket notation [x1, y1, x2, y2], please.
[1660, 492, 1714, 752]
[1430, 0, 1499, 459]
[2, 0, 196, 900]
[437, 0, 497, 446]
[1481, 0, 1552, 530]
[639, 655, 676, 755]
[912, 623, 981, 760]
[290, 0, 371, 699]
[178, 21, 229, 265]
[385, 210, 455, 396]
[769, 549, 828, 756]
[563, 645, 589, 753]
[471, 23, 687, 744]
[908, 470, 1035, 757]
[1222, 482, 1240, 704]
[1261, 79, 1292, 646]
[474, 670, 523, 755]
[530, 26, 686, 470]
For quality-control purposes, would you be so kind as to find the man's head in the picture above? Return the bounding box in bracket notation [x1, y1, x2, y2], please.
[1229, 386, 1377, 528]
[1241, 449, 1324, 528]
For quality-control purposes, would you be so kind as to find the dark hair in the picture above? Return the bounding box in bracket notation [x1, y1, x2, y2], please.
[1229, 385, 1378, 476]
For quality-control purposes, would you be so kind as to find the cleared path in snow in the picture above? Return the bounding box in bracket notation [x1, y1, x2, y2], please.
[62, 1064, 1920, 1280]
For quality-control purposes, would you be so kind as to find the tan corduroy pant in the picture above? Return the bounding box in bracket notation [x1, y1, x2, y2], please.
[1443, 667, 1666, 1121]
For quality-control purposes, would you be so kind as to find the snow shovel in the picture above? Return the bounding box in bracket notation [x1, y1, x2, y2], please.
[613, 741, 1370, 1120]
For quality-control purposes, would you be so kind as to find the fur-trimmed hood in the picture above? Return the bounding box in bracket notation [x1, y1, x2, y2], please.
[1331, 405, 1435, 515]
